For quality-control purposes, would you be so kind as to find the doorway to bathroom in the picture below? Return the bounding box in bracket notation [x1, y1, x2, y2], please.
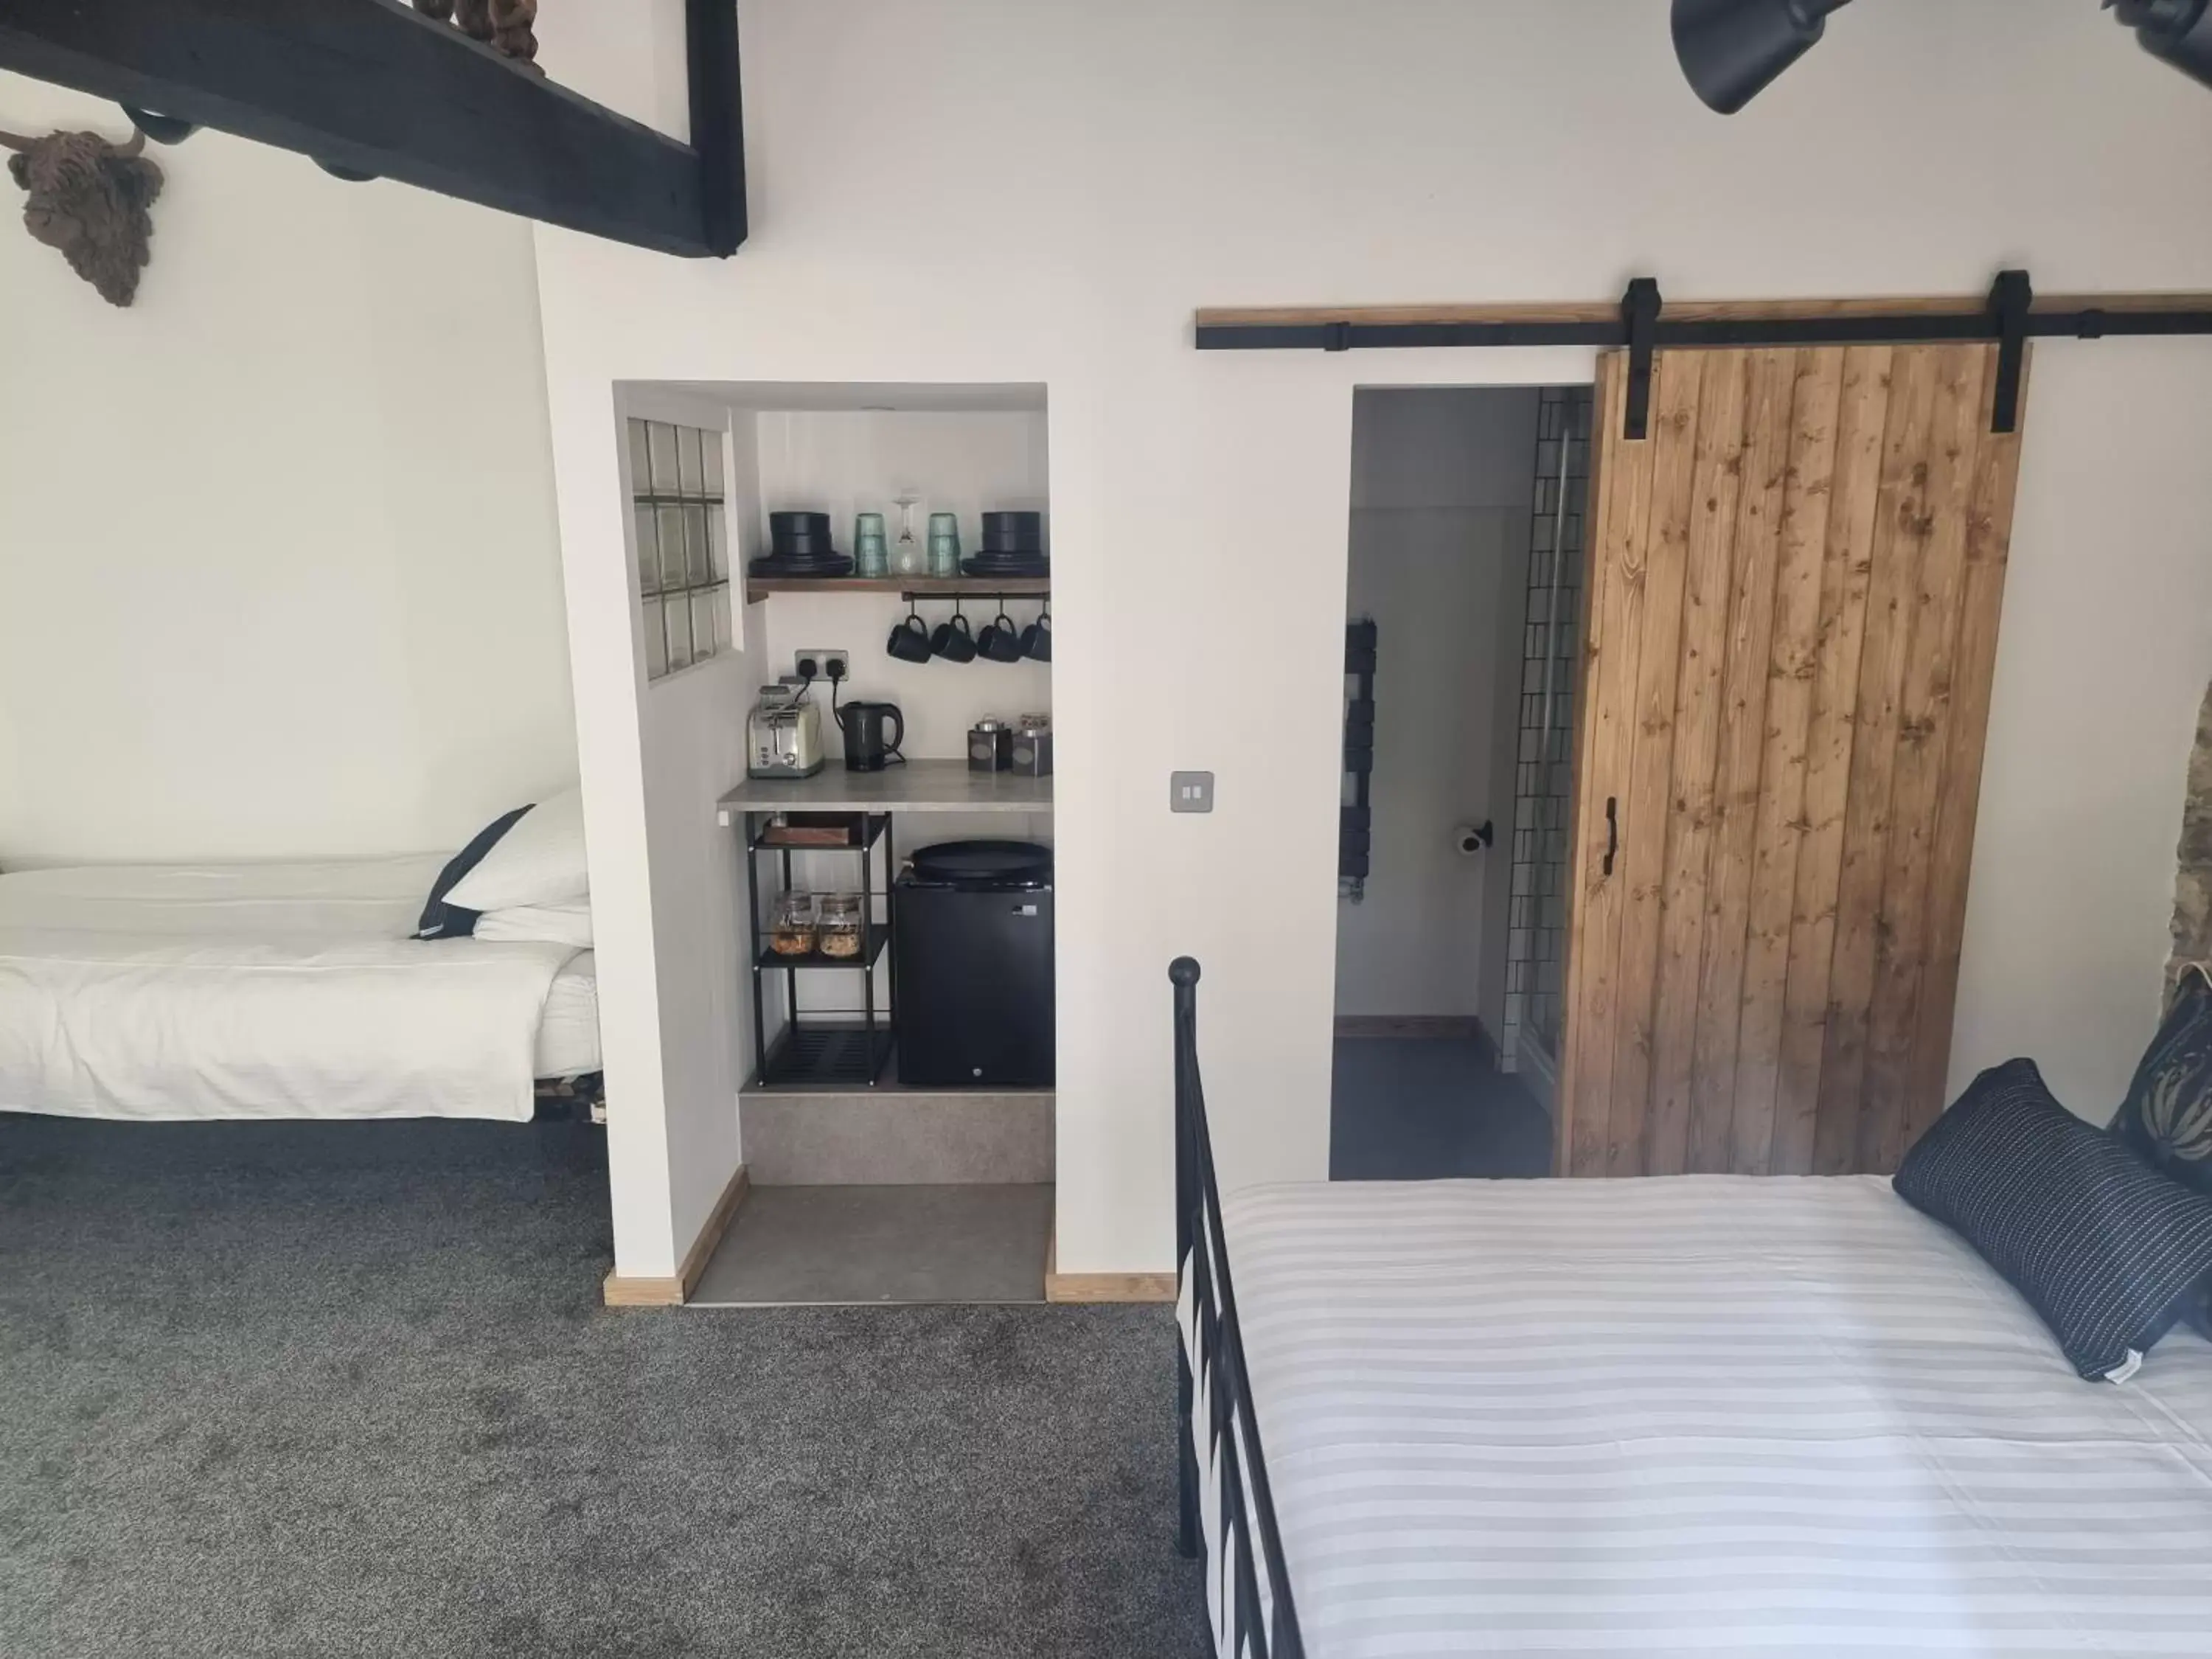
[1331, 384, 1591, 1179]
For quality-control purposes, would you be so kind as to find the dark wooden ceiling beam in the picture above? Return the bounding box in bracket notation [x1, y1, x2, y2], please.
[686, 0, 747, 257]
[0, 0, 747, 260]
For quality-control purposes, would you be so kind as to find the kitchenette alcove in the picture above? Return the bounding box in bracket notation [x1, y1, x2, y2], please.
[626, 380, 1057, 1306]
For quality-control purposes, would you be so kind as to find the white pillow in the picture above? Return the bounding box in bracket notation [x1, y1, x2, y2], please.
[471, 900, 593, 948]
[444, 785, 588, 911]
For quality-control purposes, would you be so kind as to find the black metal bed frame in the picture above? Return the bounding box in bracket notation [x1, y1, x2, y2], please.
[1172, 956, 1306, 1659]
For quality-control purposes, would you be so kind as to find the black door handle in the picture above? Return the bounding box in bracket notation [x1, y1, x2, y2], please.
[1603, 797, 1618, 877]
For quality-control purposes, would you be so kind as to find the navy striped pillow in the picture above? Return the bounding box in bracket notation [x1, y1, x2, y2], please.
[2110, 963, 2212, 1192]
[1894, 1058, 2212, 1380]
[414, 804, 532, 940]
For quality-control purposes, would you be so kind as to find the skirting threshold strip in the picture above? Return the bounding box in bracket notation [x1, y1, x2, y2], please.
[1043, 1235, 1175, 1304]
[603, 1161, 752, 1307]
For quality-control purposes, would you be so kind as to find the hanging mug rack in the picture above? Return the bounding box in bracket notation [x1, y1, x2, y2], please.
[884, 593, 1051, 665]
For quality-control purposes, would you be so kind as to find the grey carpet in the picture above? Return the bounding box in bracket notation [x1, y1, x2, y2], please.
[0, 1115, 1206, 1659]
[1330, 1035, 1552, 1180]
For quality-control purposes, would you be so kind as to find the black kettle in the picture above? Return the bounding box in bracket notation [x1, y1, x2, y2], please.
[837, 700, 905, 771]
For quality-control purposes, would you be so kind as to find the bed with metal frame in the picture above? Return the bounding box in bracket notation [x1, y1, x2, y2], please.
[1172, 956, 1305, 1659]
[1166, 955, 2212, 1659]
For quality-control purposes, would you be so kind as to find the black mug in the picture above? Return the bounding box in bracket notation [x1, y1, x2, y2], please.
[978, 608, 1025, 663]
[931, 610, 978, 664]
[887, 611, 933, 664]
[1020, 608, 1051, 663]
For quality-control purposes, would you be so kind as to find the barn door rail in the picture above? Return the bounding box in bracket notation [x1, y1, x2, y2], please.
[1194, 271, 2212, 438]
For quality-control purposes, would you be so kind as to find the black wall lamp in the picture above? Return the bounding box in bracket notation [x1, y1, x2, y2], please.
[2121, 0, 2212, 86]
[1672, 0, 1848, 115]
[1674, 0, 2212, 114]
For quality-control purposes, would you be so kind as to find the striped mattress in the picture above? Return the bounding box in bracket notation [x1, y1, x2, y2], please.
[1217, 1174, 2212, 1658]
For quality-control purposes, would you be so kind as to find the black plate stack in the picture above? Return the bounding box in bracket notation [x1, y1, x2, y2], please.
[749, 510, 854, 577]
[961, 510, 1049, 579]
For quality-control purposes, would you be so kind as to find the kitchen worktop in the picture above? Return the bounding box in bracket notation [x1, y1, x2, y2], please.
[716, 759, 1053, 822]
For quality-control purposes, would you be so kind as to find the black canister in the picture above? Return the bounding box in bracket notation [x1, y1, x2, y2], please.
[968, 717, 1013, 772]
[1010, 714, 1053, 777]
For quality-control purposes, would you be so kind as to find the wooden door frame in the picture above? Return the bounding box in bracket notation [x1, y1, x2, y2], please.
[1553, 353, 1629, 1175]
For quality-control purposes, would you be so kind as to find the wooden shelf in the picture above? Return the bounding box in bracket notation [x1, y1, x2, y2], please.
[748, 813, 890, 853]
[745, 574, 1050, 604]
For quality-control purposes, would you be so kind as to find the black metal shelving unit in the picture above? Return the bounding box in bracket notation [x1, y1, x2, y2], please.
[741, 810, 896, 1087]
[751, 929, 891, 973]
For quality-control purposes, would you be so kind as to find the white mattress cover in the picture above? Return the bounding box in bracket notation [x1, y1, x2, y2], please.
[0, 856, 448, 937]
[1215, 1173, 2212, 1659]
[535, 951, 600, 1079]
[0, 860, 577, 1122]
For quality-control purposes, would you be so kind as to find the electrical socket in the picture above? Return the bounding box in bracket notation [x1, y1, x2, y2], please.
[796, 648, 849, 683]
[1170, 771, 1215, 813]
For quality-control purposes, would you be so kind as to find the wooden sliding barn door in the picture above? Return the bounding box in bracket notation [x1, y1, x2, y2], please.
[1559, 342, 2026, 1178]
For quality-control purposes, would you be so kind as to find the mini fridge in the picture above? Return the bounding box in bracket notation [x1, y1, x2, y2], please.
[893, 841, 1054, 1087]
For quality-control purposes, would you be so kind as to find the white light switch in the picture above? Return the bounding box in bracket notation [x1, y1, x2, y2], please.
[1171, 771, 1214, 813]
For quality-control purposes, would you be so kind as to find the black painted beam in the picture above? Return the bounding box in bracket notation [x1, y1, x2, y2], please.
[686, 0, 746, 257]
[0, 0, 741, 259]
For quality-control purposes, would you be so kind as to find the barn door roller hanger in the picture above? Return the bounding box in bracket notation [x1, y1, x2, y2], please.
[1194, 271, 2212, 440]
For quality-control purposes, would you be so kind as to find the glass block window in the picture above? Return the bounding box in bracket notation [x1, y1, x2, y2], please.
[627, 417, 731, 680]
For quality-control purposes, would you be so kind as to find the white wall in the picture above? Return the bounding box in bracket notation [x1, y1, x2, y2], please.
[0, 73, 575, 868]
[730, 398, 1061, 1020]
[535, 0, 2212, 1275]
[751, 408, 1053, 757]
[757, 406, 1053, 1031]
[1336, 389, 1537, 1023]
[585, 383, 757, 1280]
[634, 634, 753, 1270]
[1955, 344, 2212, 1119]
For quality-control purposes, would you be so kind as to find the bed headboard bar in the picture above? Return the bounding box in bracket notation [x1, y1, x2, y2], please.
[1173, 956, 1307, 1659]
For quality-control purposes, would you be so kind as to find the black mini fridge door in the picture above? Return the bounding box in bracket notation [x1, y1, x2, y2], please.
[893, 879, 1054, 1087]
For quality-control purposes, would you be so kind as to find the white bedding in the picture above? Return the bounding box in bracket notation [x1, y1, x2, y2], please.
[535, 952, 601, 1079]
[0, 860, 581, 1122]
[1211, 1174, 2212, 1659]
